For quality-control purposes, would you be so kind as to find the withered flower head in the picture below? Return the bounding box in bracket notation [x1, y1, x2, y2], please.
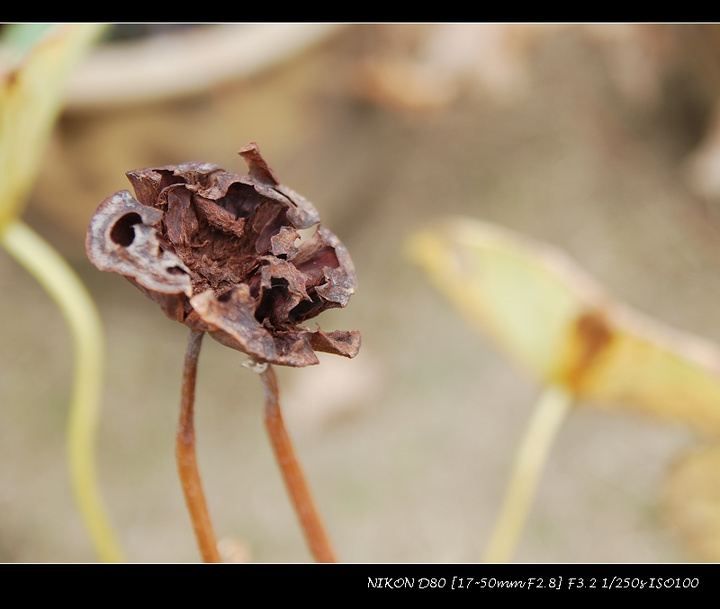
[86, 143, 360, 367]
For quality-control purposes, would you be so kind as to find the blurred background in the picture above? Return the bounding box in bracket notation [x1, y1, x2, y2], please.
[3, 23, 720, 562]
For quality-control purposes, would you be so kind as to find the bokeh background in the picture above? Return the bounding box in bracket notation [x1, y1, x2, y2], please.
[3, 23, 720, 562]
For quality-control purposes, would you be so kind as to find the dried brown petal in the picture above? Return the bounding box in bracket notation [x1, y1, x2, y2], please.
[86, 143, 360, 367]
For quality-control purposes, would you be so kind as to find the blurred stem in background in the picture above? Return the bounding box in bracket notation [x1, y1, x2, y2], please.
[0, 23, 123, 561]
[0, 220, 123, 562]
[483, 385, 573, 563]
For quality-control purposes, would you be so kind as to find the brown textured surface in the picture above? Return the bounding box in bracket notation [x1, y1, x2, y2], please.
[86, 144, 359, 367]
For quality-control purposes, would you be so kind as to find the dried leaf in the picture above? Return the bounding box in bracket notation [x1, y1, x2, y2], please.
[86, 143, 360, 367]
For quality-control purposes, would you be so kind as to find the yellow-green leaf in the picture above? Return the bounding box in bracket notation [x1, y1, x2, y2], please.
[663, 444, 720, 561]
[407, 216, 720, 435]
[0, 23, 106, 229]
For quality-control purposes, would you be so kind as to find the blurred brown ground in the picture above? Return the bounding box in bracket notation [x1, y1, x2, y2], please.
[3, 23, 720, 562]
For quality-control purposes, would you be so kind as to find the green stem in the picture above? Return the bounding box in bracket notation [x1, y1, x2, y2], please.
[0, 218, 123, 562]
[483, 384, 573, 563]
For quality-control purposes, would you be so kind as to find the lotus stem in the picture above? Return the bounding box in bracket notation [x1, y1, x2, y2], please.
[258, 364, 337, 563]
[483, 383, 573, 563]
[176, 328, 221, 563]
[0, 218, 123, 562]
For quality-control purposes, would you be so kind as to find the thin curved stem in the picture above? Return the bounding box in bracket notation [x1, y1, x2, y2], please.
[176, 328, 221, 563]
[0, 218, 123, 562]
[259, 364, 337, 563]
[483, 384, 573, 563]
